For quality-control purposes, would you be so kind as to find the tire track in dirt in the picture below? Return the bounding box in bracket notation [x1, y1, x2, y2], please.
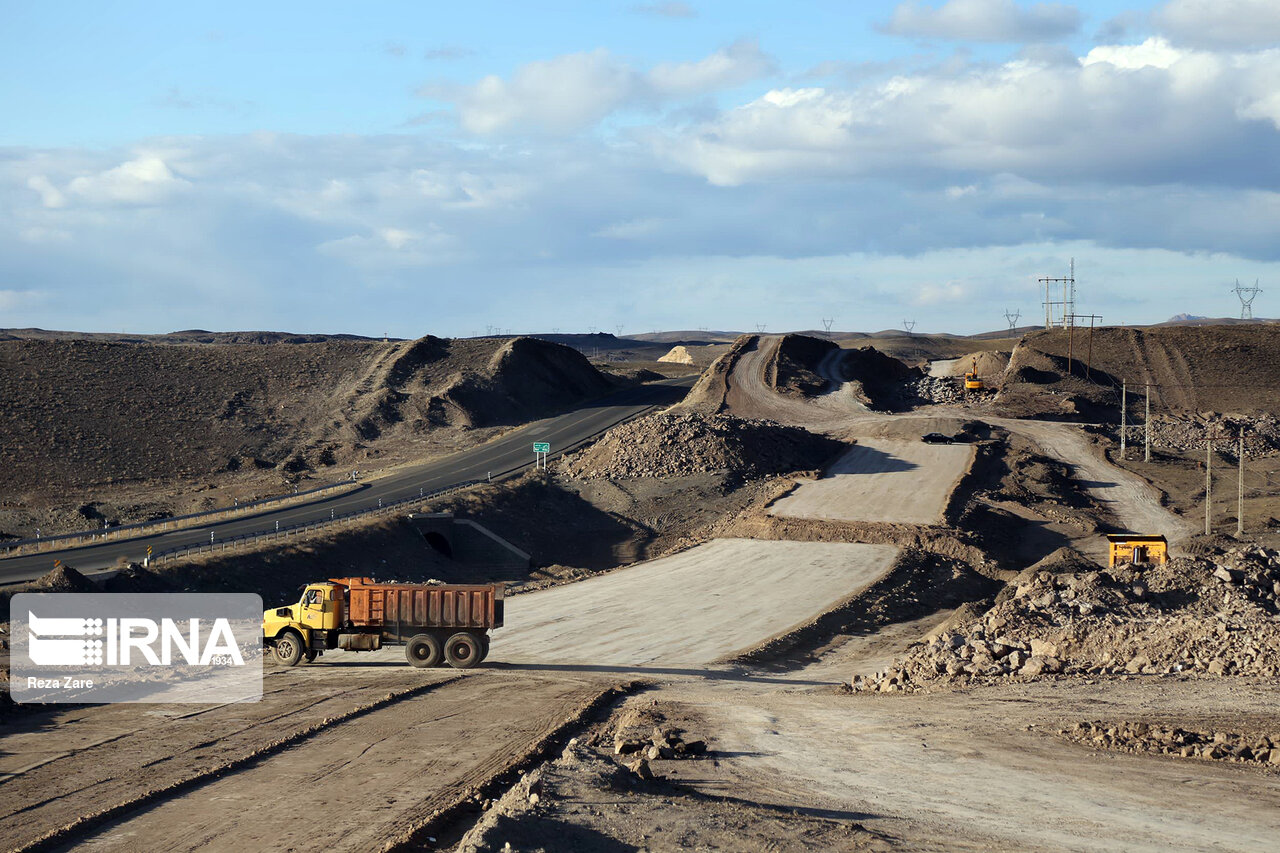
[5, 675, 464, 853]
[47, 674, 620, 853]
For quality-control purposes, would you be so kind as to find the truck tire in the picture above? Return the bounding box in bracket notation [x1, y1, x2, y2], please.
[274, 631, 304, 667]
[304, 650, 318, 663]
[478, 635, 490, 663]
[405, 633, 443, 668]
[444, 632, 483, 669]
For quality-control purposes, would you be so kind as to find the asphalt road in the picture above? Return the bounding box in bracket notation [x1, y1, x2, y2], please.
[0, 376, 694, 585]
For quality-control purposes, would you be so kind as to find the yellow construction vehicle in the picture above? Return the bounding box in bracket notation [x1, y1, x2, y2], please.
[963, 357, 984, 392]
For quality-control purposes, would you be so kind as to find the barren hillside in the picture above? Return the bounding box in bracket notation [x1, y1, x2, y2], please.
[1001, 325, 1280, 417]
[0, 335, 619, 536]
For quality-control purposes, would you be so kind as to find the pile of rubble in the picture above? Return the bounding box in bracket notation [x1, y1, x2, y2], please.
[1142, 412, 1280, 454]
[560, 412, 842, 480]
[1059, 720, 1280, 766]
[909, 376, 963, 405]
[851, 546, 1280, 693]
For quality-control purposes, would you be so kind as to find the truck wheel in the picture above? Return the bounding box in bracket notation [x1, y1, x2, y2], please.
[274, 632, 304, 667]
[304, 650, 318, 663]
[405, 633, 443, 668]
[478, 635, 491, 663]
[444, 632, 483, 669]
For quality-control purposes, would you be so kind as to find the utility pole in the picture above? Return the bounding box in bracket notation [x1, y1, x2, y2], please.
[1205, 434, 1212, 536]
[1238, 429, 1245, 536]
[1144, 384, 1151, 463]
[1120, 381, 1127, 459]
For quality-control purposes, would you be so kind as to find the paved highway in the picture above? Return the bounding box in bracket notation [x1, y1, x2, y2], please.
[0, 376, 694, 585]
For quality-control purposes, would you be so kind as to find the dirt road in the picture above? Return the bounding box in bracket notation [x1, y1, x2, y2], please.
[994, 417, 1190, 544]
[725, 336, 866, 427]
[770, 439, 973, 525]
[667, 676, 1280, 852]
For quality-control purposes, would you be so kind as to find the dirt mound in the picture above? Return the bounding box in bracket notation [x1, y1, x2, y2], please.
[931, 351, 1011, 381]
[853, 544, 1280, 692]
[829, 346, 923, 410]
[0, 335, 618, 536]
[767, 334, 838, 397]
[675, 335, 756, 413]
[561, 412, 844, 480]
[28, 563, 98, 592]
[657, 345, 695, 365]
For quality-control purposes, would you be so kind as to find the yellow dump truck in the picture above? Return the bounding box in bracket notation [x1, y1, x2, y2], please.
[263, 576, 504, 669]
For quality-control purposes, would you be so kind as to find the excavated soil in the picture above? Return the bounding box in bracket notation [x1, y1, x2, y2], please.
[558, 411, 844, 480]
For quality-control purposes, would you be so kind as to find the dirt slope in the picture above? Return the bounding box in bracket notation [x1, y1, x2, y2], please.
[0, 335, 618, 535]
[1001, 325, 1280, 417]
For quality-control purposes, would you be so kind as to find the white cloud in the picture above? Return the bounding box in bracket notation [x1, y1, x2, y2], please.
[1154, 0, 1280, 49]
[1082, 37, 1184, 70]
[649, 40, 774, 95]
[26, 174, 65, 208]
[437, 49, 642, 134]
[66, 155, 190, 205]
[654, 42, 1280, 186]
[428, 42, 774, 134]
[882, 0, 1082, 43]
[317, 224, 462, 268]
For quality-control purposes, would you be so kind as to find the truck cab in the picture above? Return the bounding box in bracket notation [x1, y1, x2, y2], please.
[262, 582, 343, 665]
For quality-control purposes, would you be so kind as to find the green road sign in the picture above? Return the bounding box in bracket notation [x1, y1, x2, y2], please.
[533, 442, 550, 453]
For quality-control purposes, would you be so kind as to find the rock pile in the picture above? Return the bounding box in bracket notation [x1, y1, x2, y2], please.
[1141, 413, 1280, 454]
[561, 412, 842, 480]
[1059, 720, 1280, 766]
[852, 547, 1280, 692]
[910, 376, 964, 405]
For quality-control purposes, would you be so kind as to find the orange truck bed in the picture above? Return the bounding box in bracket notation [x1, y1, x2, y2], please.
[332, 577, 504, 632]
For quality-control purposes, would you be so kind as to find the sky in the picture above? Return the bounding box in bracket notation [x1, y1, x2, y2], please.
[3, 0, 1279, 337]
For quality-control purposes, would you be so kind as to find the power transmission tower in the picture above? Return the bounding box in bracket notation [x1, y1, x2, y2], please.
[755, 323, 767, 333]
[615, 324, 623, 336]
[1004, 309, 1021, 331]
[1039, 258, 1075, 328]
[1232, 279, 1262, 320]
[903, 320, 916, 333]
[822, 317, 834, 335]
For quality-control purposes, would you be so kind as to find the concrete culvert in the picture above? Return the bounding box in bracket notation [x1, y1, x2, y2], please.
[423, 531, 453, 557]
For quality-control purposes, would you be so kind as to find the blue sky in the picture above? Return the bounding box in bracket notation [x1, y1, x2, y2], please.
[3, 0, 1279, 336]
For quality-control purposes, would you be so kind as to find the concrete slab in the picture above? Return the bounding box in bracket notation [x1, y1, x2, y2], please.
[494, 539, 898, 667]
[769, 438, 973, 525]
